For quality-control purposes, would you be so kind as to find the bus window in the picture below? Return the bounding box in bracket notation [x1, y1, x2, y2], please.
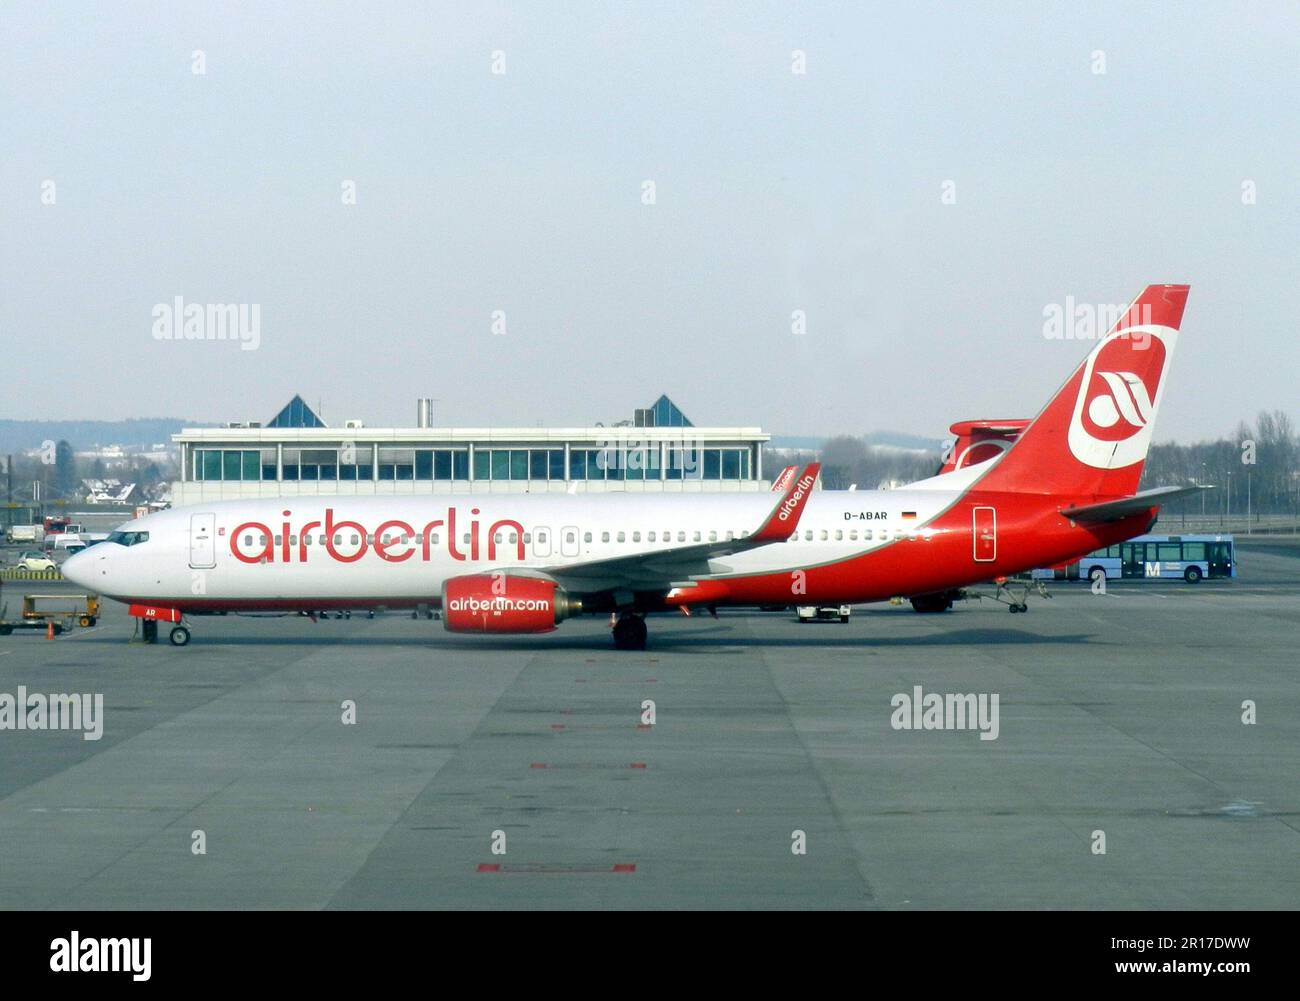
[1183, 542, 1206, 561]
[1157, 543, 1181, 561]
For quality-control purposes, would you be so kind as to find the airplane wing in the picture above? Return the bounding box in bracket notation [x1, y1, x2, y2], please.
[528, 463, 821, 592]
[1060, 485, 1211, 523]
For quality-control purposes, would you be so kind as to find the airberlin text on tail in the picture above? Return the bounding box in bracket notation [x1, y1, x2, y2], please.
[752, 463, 821, 541]
[976, 284, 1188, 498]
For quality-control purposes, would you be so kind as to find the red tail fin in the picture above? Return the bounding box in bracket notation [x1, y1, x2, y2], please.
[976, 284, 1189, 498]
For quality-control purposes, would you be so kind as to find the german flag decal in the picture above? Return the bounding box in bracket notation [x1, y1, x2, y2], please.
[901, 511, 917, 521]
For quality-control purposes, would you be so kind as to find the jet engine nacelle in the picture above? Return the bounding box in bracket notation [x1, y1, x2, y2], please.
[440, 574, 580, 634]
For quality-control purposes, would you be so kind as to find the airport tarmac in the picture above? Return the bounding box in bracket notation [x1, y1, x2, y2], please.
[0, 540, 1296, 910]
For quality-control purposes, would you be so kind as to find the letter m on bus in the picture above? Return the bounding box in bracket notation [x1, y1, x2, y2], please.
[1144, 562, 1161, 577]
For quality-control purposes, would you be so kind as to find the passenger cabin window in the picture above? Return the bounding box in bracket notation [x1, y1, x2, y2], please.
[633, 531, 641, 543]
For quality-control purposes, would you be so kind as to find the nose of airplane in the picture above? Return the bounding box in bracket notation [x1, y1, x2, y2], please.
[61, 548, 99, 589]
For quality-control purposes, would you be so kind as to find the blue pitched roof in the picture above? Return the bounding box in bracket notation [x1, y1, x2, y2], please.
[267, 395, 325, 429]
[650, 394, 693, 428]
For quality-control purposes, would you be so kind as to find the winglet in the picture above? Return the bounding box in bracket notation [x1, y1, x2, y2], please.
[770, 465, 797, 492]
[752, 463, 820, 541]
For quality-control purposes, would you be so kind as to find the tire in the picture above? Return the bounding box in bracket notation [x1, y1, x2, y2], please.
[1184, 565, 1202, 584]
[78, 616, 91, 627]
[840, 615, 849, 623]
[0, 626, 11, 636]
[612, 615, 647, 651]
[169, 626, 191, 646]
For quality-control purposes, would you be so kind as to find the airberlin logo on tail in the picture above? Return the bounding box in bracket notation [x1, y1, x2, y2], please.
[1068, 326, 1176, 469]
[777, 473, 816, 521]
[1087, 371, 1154, 431]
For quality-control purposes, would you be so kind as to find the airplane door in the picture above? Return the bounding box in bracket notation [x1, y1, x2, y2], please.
[972, 507, 996, 562]
[189, 513, 217, 569]
[533, 526, 552, 558]
[560, 526, 580, 558]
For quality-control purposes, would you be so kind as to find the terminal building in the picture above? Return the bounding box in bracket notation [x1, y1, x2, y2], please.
[170, 395, 770, 506]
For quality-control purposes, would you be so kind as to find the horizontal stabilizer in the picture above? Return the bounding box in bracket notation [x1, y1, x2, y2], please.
[1060, 485, 1211, 523]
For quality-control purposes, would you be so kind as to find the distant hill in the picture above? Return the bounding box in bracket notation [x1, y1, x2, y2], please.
[771, 430, 946, 453]
[0, 419, 191, 453]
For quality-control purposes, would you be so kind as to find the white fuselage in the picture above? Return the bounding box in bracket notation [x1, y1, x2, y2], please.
[63, 489, 959, 606]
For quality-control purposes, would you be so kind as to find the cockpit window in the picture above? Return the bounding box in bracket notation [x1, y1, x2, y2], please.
[107, 531, 150, 546]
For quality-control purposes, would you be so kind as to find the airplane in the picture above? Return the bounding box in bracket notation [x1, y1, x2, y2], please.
[63, 284, 1198, 650]
[769, 465, 798, 492]
[936, 419, 1030, 475]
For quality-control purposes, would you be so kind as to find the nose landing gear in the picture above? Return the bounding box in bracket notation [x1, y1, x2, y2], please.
[130, 605, 190, 646]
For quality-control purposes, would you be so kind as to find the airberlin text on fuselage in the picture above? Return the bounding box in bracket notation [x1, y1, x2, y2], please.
[229, 508, 525, 564]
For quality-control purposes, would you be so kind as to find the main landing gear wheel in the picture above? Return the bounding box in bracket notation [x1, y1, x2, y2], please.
[169, 625, 191, 646]
[909, 594, 953, 614]
[1008, 602, 1028, 613]
[612, 614, 647, 651]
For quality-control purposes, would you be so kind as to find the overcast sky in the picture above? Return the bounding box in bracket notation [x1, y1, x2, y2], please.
[3, 2, 1296, 442]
